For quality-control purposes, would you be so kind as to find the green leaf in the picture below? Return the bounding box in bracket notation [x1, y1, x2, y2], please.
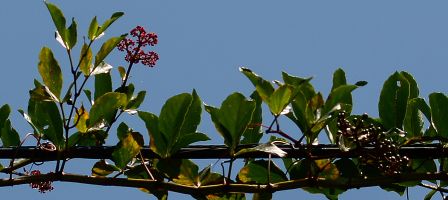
[404, 98, 424, 137]
[27, 98, 64, 147]
[331, 68, 348, 91]
[424, 189, 437, 200]
[138, 111, 166, 156]
[0, 104, 11, 126]
[116, 122, 130, 140]
[323, 85, 357, 114]
[378, 72, 410, 130]
[38, 47, 63, 100]
[206, 93, 256, 154]
[94, 34, 127, 67]
[238, 160, 287, 184]
[45, 2, 66, 43]
[401, 71, 419, 99]
[88, 16, 99, 40]
[334, 158, 360, 178]
[89, 92, 127, 127]
[125, 91, 146, 111]
[94, 73, 112, 100]
[241, 91, 263, 145]
[96, 12, 125, 38]
[74, 106, 88, 133]
[155, 91, 205, 157]
[156, 159, 199, 186]
[267, 85, 293, 115]
[252, 193, 272, 200]
[83, 89, 93, 105]
[118, 66, 126, 81]
[1, 120, 20, 147]
[79, 43, 93, 75]
[66, 18, 77, 49]
[429, 93, 448, 137]
[240, 67, 274, 102]
[92, 160, 119, 177]
[112, 131, 144, 169]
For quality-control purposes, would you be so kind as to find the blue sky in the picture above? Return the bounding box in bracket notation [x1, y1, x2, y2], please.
[1, 1, 448, 199]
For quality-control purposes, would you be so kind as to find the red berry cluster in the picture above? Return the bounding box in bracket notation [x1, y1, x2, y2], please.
[29, 170, 54, 193]
[117, 26, 159, 67]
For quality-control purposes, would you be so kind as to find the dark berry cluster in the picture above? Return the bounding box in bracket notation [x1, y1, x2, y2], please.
[337, 112, 409, 175]
[117, 26, 159, 67]
[29, 170, 54, 193]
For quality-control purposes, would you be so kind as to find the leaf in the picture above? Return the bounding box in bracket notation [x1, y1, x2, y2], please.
[331, 68, 348, 91]
[74, 106, 89, 133]
[94, 34, 127, 67]
[96, 12, 125, 38]
[170, 132, 209, 154]
[429, 93, 448, 137]
[88, 17, 99, 40]
[66, 18, 77, 49]
[45, 2, 66, 44]
[38, 47, 63, 100]
[118, 66, 127, 81]
[0, 104, 11, 126]
[252, 193, 272, 200]
[27, 98, 64, 147]
[89, 92, 127, 127]
[378, 72, 410, 130]
[424, 189, 437, 200]
[112, 131, 144, 169]
[205, 93, 256, 154]
[241, 91, 263, 145]
[83, 89, 93, 105]
[138, 111, 166, 156]
[334, 158, 360, 178]
[238, 160, 287, 184]
[79, 43, 93, 75]
[1, 120, 20, 147]
[94, 72, 112, 101]
[156, 159, 200, 186]
[235, 142, 287, 157]
[206, 193, 246, 200]
[240, 67, 274, 102]
[125, 91, 146, 111]
[267, 85, 293, 115]
[92, 160, 119, 177]
[323, 85, 357, 114]
[156, 91, 205, 157]
[404, 98, 424, 137]
[91, 61, 113, 75]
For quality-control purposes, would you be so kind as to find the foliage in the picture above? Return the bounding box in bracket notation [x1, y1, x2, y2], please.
[1, 2, 448, 200]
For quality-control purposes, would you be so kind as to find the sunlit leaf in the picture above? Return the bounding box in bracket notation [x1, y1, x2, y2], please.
[45, 2, 66, 44]
[235, 142, 287, 158]
[138, 111, 166, 156]
[88, 16, 99, 40]
[94, 72, 112, 101]
[267, 85, 293, 115]
[38, 47, 63, 100]
[404, 98, 424, 137]
[241, 91, 263, 145]
[79, 43, 93, 75]
[125, 91, 146, 111]
[94, 34, 127, 67]
[66, 17, 77, 49]
[118, 66, 126, 82]
[96, 12, 124, 38]
[74, 105, 89, 133]
[240, 67, 274, 102]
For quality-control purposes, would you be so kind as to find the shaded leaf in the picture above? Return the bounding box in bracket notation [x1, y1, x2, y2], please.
[138, 111, 167, 156]
[92, 160, 119, 177]
[94, 72, 112, 100]
[66, 18, 77, 49]
[112, 132, 144, 169]
[27, 98, 64, 147]
[96, 12, 125, 38]
[378, 72, 410, 130]
[1, 120, 20, 147]
[89, 92, 127, 127]
[241, 91, 263, 145]
[404, 98, 424, 137]
[125, 91, 146, 112]
[238, 160, 287, 184]
[334, 158, 360, 178]
[429, 93, 448, 137]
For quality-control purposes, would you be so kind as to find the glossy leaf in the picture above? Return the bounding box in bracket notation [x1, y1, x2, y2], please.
[112, 131, 144, 169]
[323, 85, 357, 114]
[94, 73, 112, 100]
[96, 12, 125, 38]
[238, 160, 287, 184]
[79, 43, 93, 75]
[88, 16, 99, 40]
[89, 92, 127, 127]
[206, 92, 256, 154]
[378, 72, 410, 130]
[38, 47, 63, 100]
[125, 91, 146, 111]
[92, 160, 119, 177]
[240, 67, 274, 102]
[91, 61, 113, 75]
[94, 34, 127, 67]
[429, 93, 448, 137]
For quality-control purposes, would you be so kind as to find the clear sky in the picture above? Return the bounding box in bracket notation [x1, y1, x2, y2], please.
[1, 0, 448, 199]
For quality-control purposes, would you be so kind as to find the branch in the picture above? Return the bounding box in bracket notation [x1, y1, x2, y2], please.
[4, 172, 448, 195]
